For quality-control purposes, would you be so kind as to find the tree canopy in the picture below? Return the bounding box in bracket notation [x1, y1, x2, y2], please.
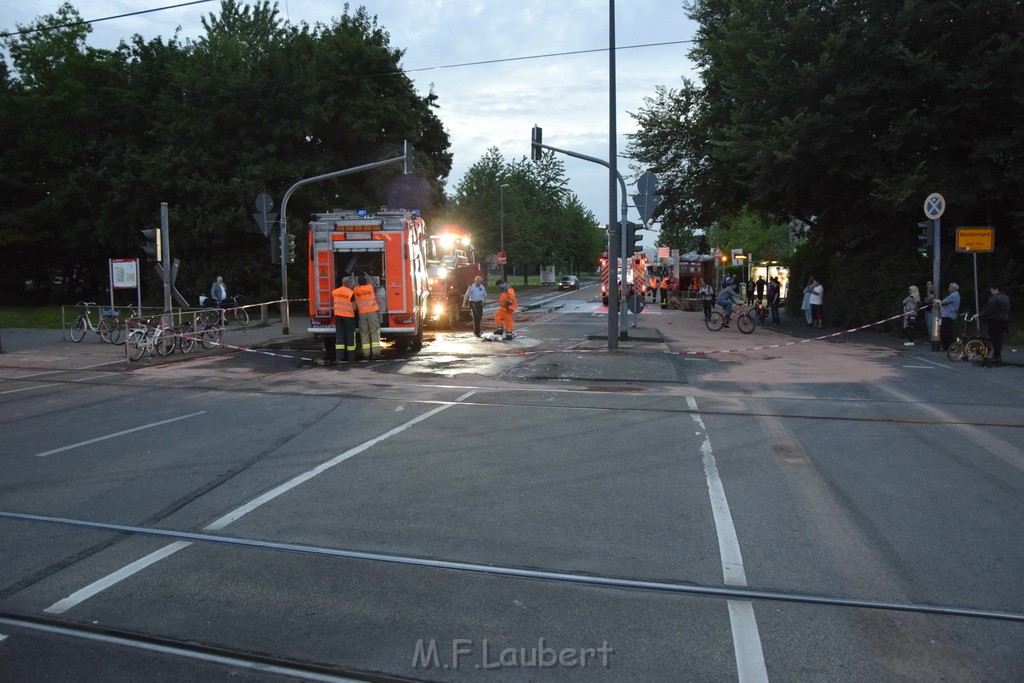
[0, 1, 451, 304]
[446, 148, 605, 281]
[630, 0, 1024, 323]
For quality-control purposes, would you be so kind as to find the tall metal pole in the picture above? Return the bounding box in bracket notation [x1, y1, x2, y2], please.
[500, 183, 509, 282]
[931, 218, 942, 351]
[607, 0, 619, 349]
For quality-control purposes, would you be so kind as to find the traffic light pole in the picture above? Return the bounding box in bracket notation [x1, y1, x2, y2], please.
[531, 140, 630, 346]
[160, 203, 171, 318]
[277, 142, 414, 334]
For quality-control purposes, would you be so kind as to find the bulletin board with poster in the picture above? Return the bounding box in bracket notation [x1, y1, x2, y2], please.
[108, 258, 142, 312]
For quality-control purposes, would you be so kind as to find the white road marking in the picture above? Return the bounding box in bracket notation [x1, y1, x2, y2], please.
[395, 405, 405, 411]
[902, 355, 952, 370]
[0, 633, 7, 643]
[0, 384, 59, 395]
[687, 396, 769, 683]
[43, 393, 477, 614]
[33, 412, 207, 457]
[45, 541, 193, 614]
[902, 365, 935, 369]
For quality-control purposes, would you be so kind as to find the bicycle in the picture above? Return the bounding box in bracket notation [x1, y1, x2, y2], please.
[200, 295, 249, 327]
[126, 316, 175, 361]
[69, 302, 121, 343]
[946, 312, 989, 362]
[706, 302, 755, 334]
[194, 308, 223, 350]
[749, 302, 768, 327]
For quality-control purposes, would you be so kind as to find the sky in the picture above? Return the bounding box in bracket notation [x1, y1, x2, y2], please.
[1, 1, 700, 247]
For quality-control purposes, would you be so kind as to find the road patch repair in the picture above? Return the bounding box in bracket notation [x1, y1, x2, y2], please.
[509, 350, 686, 384]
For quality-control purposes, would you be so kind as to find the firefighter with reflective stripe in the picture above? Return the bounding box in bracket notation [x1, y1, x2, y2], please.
[649, 275, 660, 302]
[331, 276, 356, 363]
[660, 275, 671, 309]
[353, 275, 381, 360]
[495, 280, 517, 340]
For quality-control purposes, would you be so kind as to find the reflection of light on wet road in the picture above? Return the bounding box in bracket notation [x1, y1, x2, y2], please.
[398, 331, 540, 378]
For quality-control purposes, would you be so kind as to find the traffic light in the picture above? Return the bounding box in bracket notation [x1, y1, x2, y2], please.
[626, 222, 643, 254]
[270, 231, 281, 265]
[531, 125, 543, 161]
[917, 220, 933, 257]
[140, 228, 162, 262]
[284, 232, 297, 263]
[403, 140, 414, 174]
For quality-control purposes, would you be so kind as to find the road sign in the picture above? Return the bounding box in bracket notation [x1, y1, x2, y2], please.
[637, 171, 659, 196]
[252, 211, 278, 237]
[956, 226, 994, 253]
[924, 192, 945, 219]
[254, 193, 274, 213]
[497, 251, 507, 265]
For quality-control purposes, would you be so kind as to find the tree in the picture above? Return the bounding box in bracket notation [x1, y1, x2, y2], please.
[0, 1, 451, 304]
[630, 0, 1024, 324]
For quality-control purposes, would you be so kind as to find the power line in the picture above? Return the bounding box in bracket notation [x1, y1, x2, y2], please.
[0, 0, 217, 39]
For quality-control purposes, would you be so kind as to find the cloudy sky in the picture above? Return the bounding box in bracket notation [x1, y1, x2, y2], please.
[2, 1, 699, 245]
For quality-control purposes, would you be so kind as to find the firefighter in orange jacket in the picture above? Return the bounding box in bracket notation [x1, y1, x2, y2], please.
[649, 275, 659, 302]
[331, 276, 356, 363]
[353, 275, 381, 360]
[660, 275, 671, 309]
[495, 280, 517, 340]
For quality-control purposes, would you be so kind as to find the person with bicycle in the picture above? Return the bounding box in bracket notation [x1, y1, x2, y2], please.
[978, 284, 1010, 364]
[716, 281, 742, 327]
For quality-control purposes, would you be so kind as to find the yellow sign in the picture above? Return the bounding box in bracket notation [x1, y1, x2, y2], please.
[956, 227, 994, 253]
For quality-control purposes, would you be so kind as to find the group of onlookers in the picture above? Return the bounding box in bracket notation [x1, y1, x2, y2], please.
[900, 280, 1010, 363]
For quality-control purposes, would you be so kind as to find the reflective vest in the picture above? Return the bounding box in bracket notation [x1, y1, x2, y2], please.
[500, 288, 518, 311]
[332, 286, 355, 318]
[660, 277, 670, 291]
[353, 284, 379, 314]
[650, 277, 659, 290]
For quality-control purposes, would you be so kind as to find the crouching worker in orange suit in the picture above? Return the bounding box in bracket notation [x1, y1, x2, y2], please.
[494, 280, 518, 340]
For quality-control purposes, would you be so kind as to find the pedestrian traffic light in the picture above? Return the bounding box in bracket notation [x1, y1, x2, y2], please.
[140, 228, 162, 262]
[284, 232, 296, 263]
[531, 125, 543, 161]
[917, 220, 933, 257]
[626, 222, 643, 254]
[270, 231, 281, 265]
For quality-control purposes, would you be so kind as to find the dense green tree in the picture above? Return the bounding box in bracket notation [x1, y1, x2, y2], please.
[448, 149, 604, 281]
[0, 1, 451, 304]
[630, 0, 1024, 324]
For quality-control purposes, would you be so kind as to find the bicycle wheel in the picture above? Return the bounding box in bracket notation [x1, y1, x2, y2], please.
[946, 342, 964, 362]
[127, 329, 147, 361]
[201, 325, 222, 349]
[737, 314, 755, 334]
[705, 312, 725, 331]
[964, 339, 987, 361]
[70, 316, 87, 342]
[178, 324, 196, 353]
[202, 308, 222, 327]
[155, 330, 175, 357]
[234, 306, 250, 326]
[98, 316, 118, 343]
[109, 321, 126, 345]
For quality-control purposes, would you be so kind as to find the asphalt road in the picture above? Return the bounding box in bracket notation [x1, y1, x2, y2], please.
[1, 284, 1022, 681]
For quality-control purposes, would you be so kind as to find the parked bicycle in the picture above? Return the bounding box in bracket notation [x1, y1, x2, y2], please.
[125, 315, 175, 361]
[69, 302, 121, 343]
[705, 303, 755, 334]
[946, 312, 989, 362]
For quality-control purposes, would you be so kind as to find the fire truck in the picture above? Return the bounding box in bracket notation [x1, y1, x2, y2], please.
[426, 228, 484, 327]
[599, 252, 643, 305]
[307, 209, 429, 357]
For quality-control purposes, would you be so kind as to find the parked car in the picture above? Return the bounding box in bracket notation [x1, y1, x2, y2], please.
[558, 275, 579, 291]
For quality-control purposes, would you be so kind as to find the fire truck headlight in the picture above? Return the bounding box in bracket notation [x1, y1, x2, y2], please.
[439, 234, 456, 250]
[433, 303, 445, 316]
[436, 267, 448, 279]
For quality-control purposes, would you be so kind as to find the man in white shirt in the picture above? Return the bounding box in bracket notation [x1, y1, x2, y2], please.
[210, 276, 228, 305]
[462, 275, 487, 337]
[808, 278, 824, 328]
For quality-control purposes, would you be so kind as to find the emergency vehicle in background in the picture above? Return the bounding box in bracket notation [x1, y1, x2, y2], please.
[599, 252, 645, 305]
[307, 209, 429, 356]
[425, 228, 484, 327]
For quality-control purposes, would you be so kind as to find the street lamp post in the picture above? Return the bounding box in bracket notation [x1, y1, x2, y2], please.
[499, 183, 509, 281]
